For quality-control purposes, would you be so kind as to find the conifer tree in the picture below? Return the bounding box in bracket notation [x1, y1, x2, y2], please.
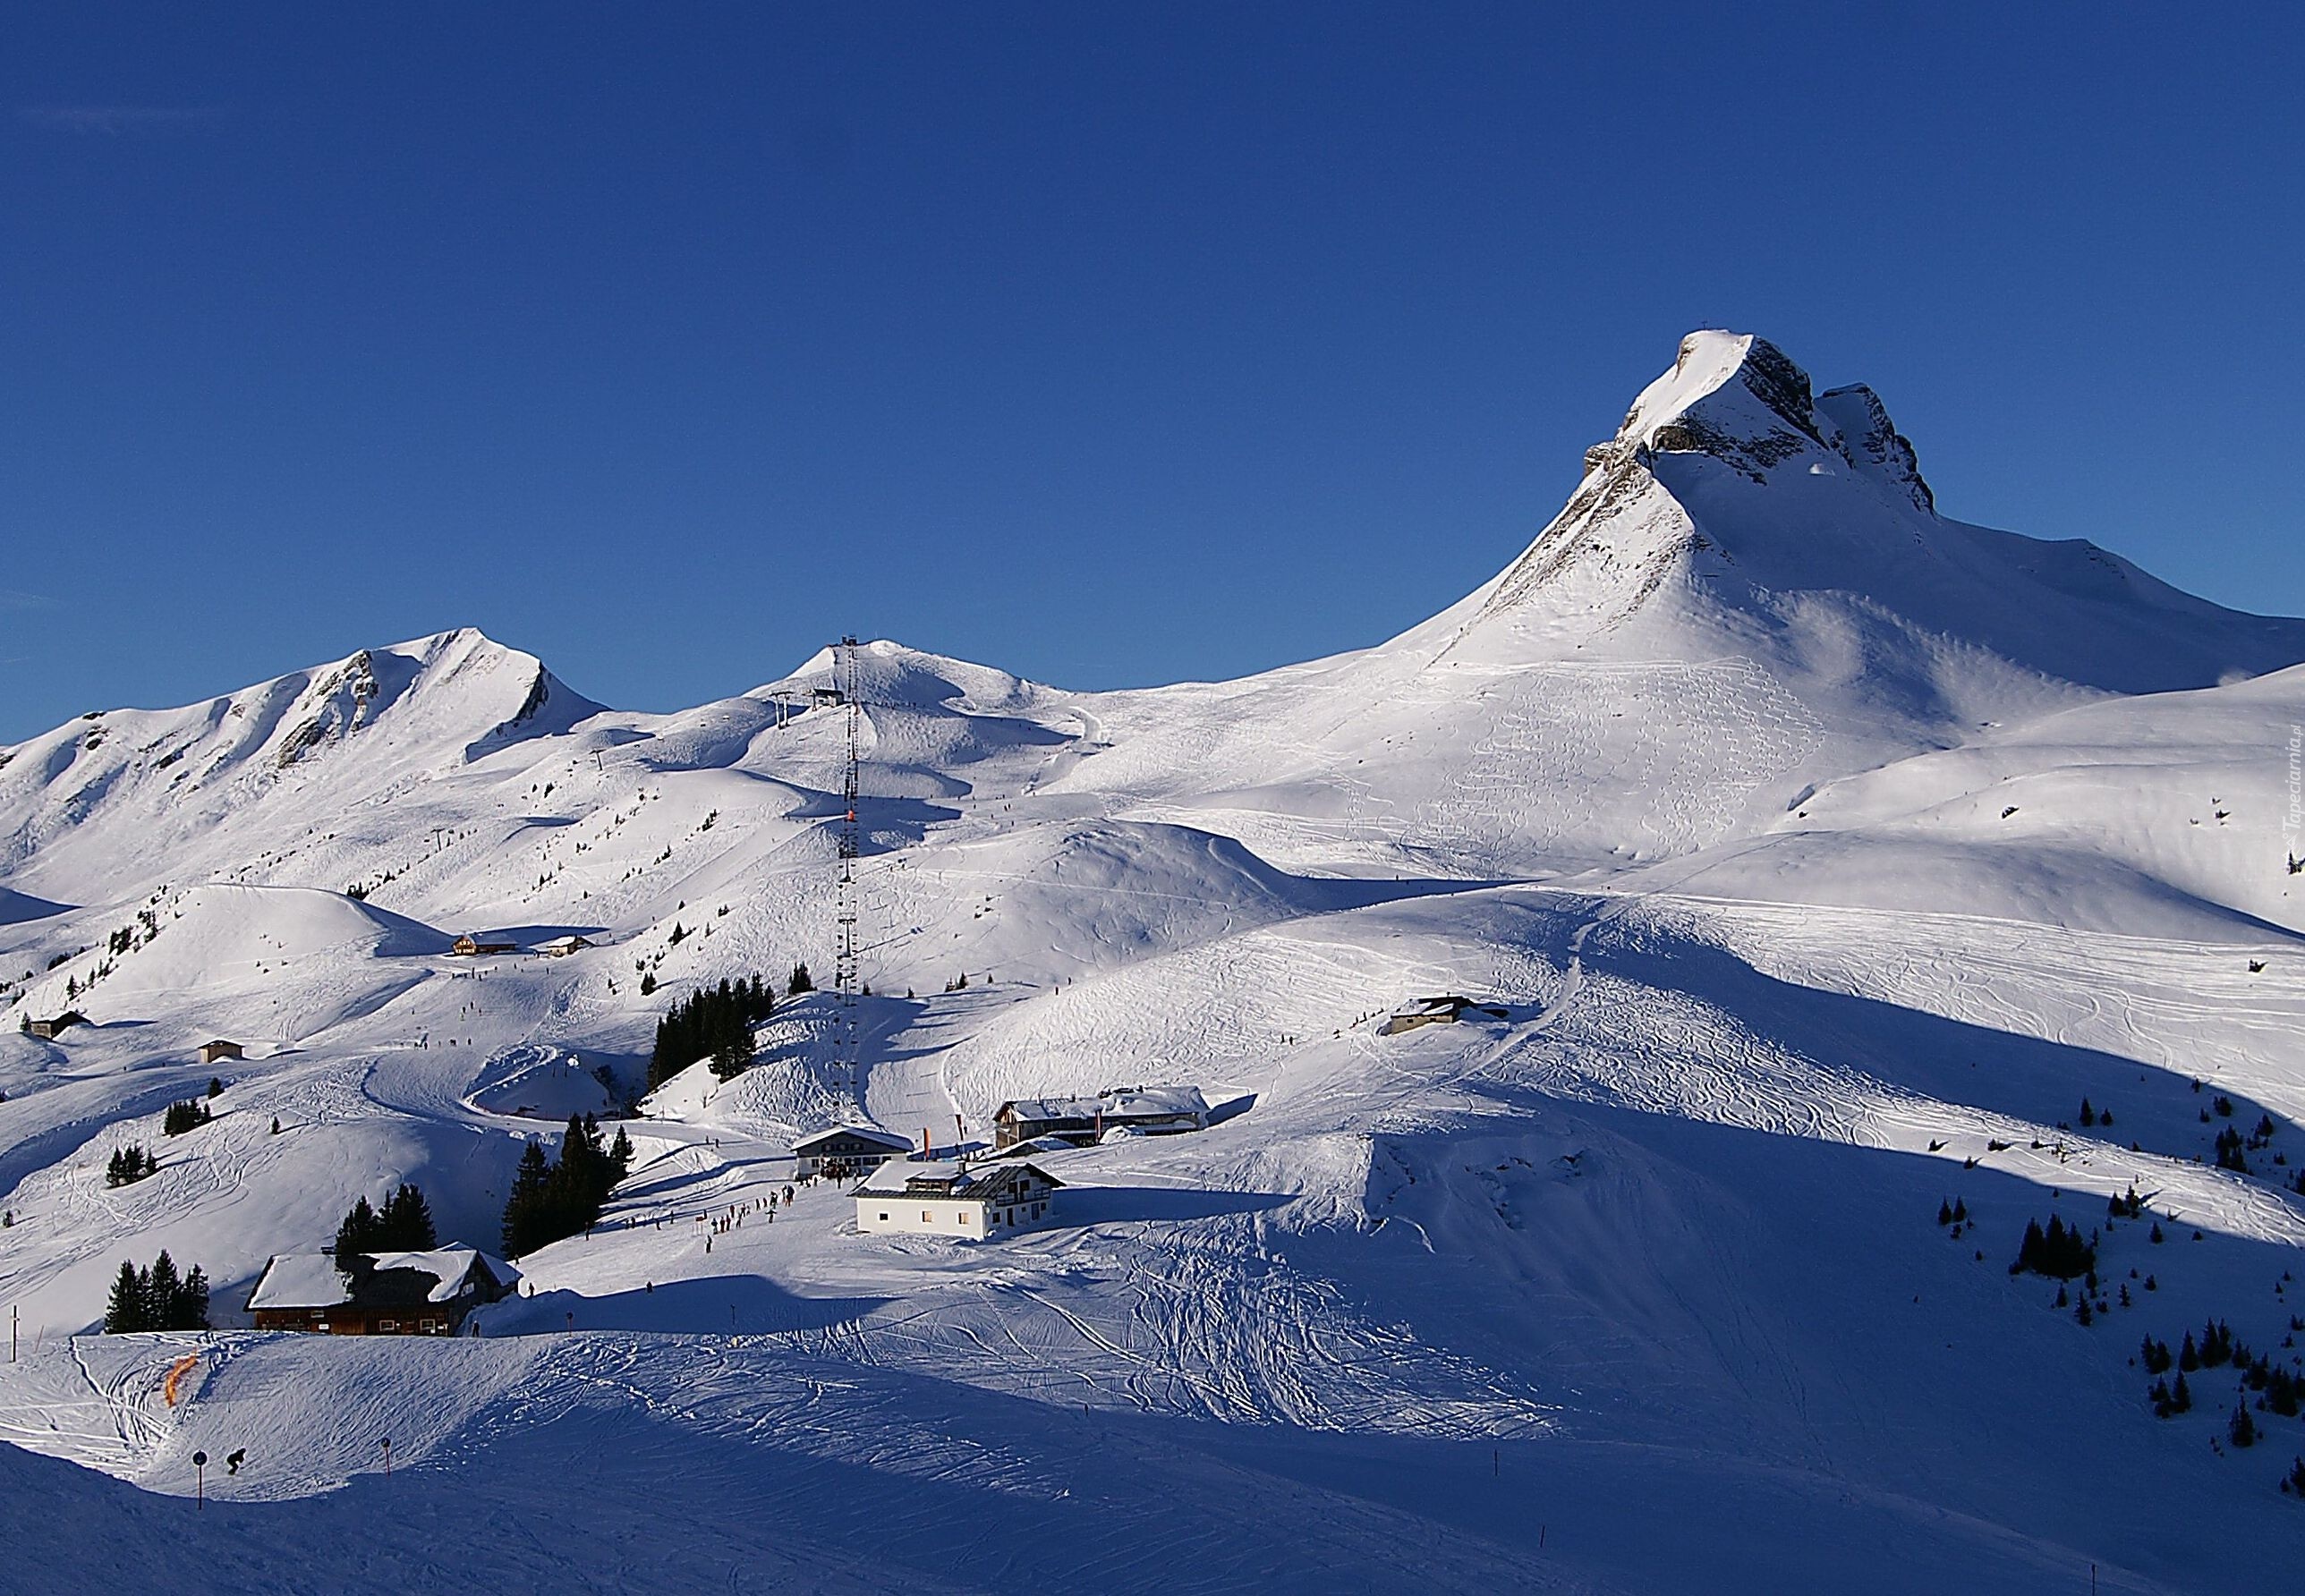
[335, 1196, 381, 1259]
[2232, 1401, 2258, 1449]
[106, 1261, 147, 1333]
[377, 1184, 437, 1250]
[147, 1252, 181, 1321]
[502, 1140, 550, 1256]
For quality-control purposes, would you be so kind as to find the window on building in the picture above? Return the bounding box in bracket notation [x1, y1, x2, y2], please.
[379, 1320, 399, 1332]
[878, 1211, 889, 1221]
[923, 1210, 933, 1223]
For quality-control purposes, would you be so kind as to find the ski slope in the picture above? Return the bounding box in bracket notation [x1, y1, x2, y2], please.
[4, 331, 2304, 1593]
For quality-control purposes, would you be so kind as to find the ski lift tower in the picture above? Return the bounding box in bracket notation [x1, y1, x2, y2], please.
[834, 637, 863, 1092]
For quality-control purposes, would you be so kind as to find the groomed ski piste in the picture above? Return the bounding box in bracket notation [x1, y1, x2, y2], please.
[3, 333, 2303, 1593]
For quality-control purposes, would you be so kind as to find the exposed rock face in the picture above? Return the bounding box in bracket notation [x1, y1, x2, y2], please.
[275, 649, 384, 769]
[1817, 383, 1935, 514]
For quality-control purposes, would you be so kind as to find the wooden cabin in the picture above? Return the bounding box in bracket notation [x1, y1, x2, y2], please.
[24, 1012, 86, 1040]
[536, 935, 593, 958]
[199, 1040, 244, 1065]
[451, 934, 518, 957]
[246, 1246, 518, 1336]
[1379, 995, 1509, 1036]
[793, 1125, 914, 1181]
[855, 1159, 1061, 1239]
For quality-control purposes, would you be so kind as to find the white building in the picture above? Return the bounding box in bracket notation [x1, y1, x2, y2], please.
[854, 1159, 1061, 1240]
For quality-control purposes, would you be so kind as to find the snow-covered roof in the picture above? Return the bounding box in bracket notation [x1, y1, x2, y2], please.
[368, 1246, 518, 1303]
[793, 1124, 914, 1154]
[1102, 1086, 1207, 1118]
[246, 1253, 353, 1310]
[999, 1087, 1205, 1123]
[246, 1245, 517, 1310]
[855, 1159, 1062, 1200]
[998, 1096, 1102, 1123]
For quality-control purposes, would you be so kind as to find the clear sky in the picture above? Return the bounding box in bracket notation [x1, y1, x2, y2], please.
[4, 4, 2300, 741]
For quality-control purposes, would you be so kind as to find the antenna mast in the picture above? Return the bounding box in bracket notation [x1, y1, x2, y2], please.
[834, 637, 863, 1094]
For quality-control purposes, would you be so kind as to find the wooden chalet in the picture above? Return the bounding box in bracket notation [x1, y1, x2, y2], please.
[246, 1246, 519, 1336]
[793, 1125, 914, 1181]
[450, 934, 518, 957]
[199, 1040, 244, 1065]
[536, 935, 593, 958]
[24, 1012, 86, 1040]
[1379, 995, 1509, 1036]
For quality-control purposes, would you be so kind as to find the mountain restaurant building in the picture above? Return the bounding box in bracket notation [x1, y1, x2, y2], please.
[793, 1125, 914, 1181]
[992, 1086, 1209, 1150]
[854, 1159, 1060, 1240]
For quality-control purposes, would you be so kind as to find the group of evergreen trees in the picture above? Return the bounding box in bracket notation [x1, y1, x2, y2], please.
[334, 1184, 438, 1258]
[2009, 1215, 2096, 1279]
[647, 976, 777, 1089]
[2149, 1371, 2194, 1418]
[162, 1099, 212, 1136]
[106, 1144, 156, 1186]
[104, 1251, 209, 1332]
[500, 1114, 633, 1257]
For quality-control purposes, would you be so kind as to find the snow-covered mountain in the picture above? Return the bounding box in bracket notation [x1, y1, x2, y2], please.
[4, 333, 2302, 1595]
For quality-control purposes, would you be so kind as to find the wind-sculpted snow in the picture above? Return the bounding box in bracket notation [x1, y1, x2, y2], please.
[6, 332, 2305, 1592]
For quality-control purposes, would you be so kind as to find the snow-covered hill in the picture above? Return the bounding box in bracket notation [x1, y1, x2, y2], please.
[4, 332, 2303, 1594]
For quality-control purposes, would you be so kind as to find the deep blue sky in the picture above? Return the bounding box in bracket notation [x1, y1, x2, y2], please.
[4, 4, 2301, 739]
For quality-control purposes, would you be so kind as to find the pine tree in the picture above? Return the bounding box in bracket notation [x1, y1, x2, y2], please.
[1937, 1199, 1953, 1227]
[2180, 1331, 2200, 1371]
[172, 1265, 210, 1330]
[377, 1184, 437, 1250]
[2173, 1371, 2193, 1413]
[788, 962, 813, 996]
[2232, 1401, 2258, 1449]
[145, 1252, 181, 1326]
[502, 1140, 550, 1256]
[336, 1196, 381, 1259]
[106, 1261, 147, 1333]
